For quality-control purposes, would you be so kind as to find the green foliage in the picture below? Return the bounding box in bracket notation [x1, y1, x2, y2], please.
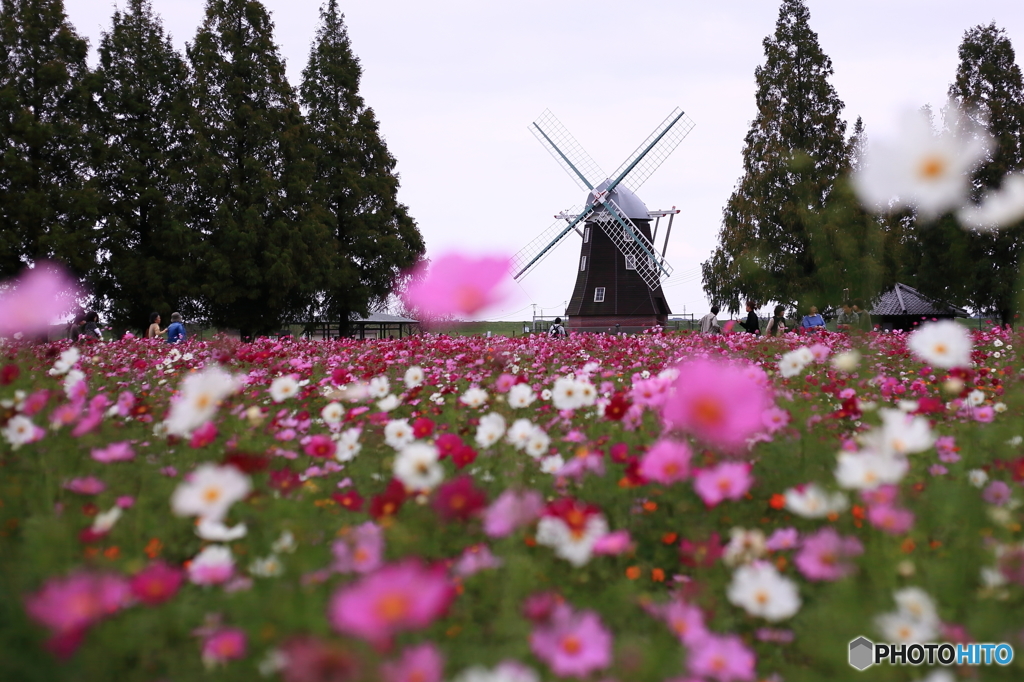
[0, 0, 99, 278]
[186, 0, 335, 337]
[91, 0, 198, 330]
[300, 0, 424, 328]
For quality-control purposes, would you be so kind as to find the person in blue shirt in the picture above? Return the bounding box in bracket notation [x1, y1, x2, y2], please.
[167, 312, 186, 344]
[801, 305, 826, 330]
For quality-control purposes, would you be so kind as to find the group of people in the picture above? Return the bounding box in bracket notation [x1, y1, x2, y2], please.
[68, 311, 104, 342]
[698, 300, 873, 337]
[147, 312, 187, 343]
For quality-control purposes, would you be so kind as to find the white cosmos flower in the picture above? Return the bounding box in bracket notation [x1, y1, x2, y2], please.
[404, 365, 425, 389]
[249, 555, 284, 578]
[894, 586, 939, 626]
[831, 350, 861, 372]
[64, 369, 86, 397]
[539, 454, 565, 474]
[48, 346, 80, 376]
[269, 375, 300, 402]
[525, 430, 551, 460]
[966, 389, 986, 407]
[540, 389, 552, 401]
[165, 366, 238, 437]
[2, 414, 37, 448]
[551, 377, 584, 411]
[958, 173, 1024, 230]
[451, 663, 540, 682]
[968, 469, 989, 488]
[393, 442, 443, 492]
[507, 383, 536, 409]
[835, 452, 909, 490]
[876, 611, 938, 644]
[188, 545, 235, 585]
[196, 518, 248, 541]
[368, 376, 390, 399]
[506, 419, 537, 451]
[575, 379, 597, 407]
[907, 320, 972, 369]
[321, 401, 344, 425]
[727, 561, 801, 622]
[376, 394, 401, 412]
[778, 351, 810, 378]
[784, 483, 848, 518]
[91, 506, 123, 534]
[271, 530, 297, 554]
[852, 106, 992, 219]
[384, 419, 415, 450]
[871, 409, 935, 457]
[723, 528, 767, 567]
[170, 463, 252, 522]
[335, 427, 361, 462]
[535, 514, 608, 567]
[475, 412, 506, 449]
[460, 387, 489, 409]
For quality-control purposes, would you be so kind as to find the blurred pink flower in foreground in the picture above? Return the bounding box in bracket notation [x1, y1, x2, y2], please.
[327, 560, 455, 647]
[25, 571, 131, 636]
[693, 462, 753, 507]
[380, 642, 444, 682]
[0, 262, 80, 338]
[529, 605, 612, 678]
[402, 253, 511, 318]
[661, 359, 772, 450]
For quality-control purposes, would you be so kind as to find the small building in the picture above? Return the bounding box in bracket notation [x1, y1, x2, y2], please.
[870, 282, 968, 332]
[348, 312, 420, 340]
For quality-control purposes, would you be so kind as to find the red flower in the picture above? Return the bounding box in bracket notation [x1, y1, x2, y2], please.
[412, 417, 435, 439]
[269, 469, 302, 496]
[451, 445, 478, 470]
[223, 451, 270, 473]
[432, 475, 487, 522]
[332, 489, 365, 512]
[679, 533, 723, 568]
[130, 561, 184, 606]
[913, 397, 945, 415]
[435, 433, 463, 459]
[609, 443, 629, 464]
[189, 421, 218, 448]
[0, 364, 19, 385]
[604, 392, 632, 421]
[370, 479, 407, 519]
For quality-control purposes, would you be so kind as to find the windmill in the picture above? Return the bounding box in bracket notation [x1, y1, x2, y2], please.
[511, 108, 694, 332]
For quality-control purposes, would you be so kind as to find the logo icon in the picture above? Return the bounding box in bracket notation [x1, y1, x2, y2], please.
[850, 637, 875, 670]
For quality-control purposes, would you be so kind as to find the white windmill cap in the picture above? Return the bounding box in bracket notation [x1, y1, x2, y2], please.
[586, 179, 650, 220]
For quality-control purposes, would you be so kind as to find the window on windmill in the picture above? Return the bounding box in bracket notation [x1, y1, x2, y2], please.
[580, 256, 587, 271]
[584, 227, 590, 243]
[594, 287, 605, 303]
[625, 255, 636, 270]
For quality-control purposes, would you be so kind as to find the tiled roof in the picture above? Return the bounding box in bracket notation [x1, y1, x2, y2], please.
[870, 283, 968, 317]
[349, 312, 419, 323]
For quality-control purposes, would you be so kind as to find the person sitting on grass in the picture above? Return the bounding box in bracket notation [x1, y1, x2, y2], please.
[835, 301, 859, 332]
[801, 306, 826, 331]
[167, 312, 186, 344]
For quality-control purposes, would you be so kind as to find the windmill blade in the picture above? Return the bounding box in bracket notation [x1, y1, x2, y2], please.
[530, 110, 606, 192]
[510, 206, 593, 281]
[592, 198, 674, 290]
[607, 107, 695, 194]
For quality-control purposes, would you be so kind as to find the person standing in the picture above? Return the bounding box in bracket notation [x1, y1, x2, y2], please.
[167, 312, 186, 344]
[765, 305, 787, 337]
[801, 306, 826, 331]
[853, 300, 873, 332]
[83, 311, 103, 341]
[548, 317, 567, 338]
[147, 312, 167, 339]
[699, 305, 722, 335]
[835, 302, 859, 332]
[740, 301, 761, 335]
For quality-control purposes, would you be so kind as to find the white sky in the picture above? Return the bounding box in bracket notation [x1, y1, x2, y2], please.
[64, 0, 1024, 322]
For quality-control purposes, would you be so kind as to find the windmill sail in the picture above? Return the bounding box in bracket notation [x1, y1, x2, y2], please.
[609, 108, 695, 194]
[529, 110, 606, 191]
[591, 198, 673, 290]
[509, 208, 591, 281]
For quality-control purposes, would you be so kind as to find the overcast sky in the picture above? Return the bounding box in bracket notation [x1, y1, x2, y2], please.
[64, 0, 1024, 323]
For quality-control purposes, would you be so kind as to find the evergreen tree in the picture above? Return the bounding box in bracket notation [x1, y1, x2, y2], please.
[93, 0, 196, 329]
[945, 24, 1024, 325]
[702, 0, 849, 312]
[300, 0, 423, 328]
[0, 0, 98, 278]
[186, 0, 334, 337]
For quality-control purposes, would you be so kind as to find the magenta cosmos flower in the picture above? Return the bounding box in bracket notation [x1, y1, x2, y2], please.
[529, 605, 613, 678]
[661, 359, 772, 450]
[794, 528, 863, 581]
[0, 262, 81, 337]
[328, 560, 455, 646]
[380, 642, 444, 682]
[693, 462, 753, 507]
[25, 571, 131, 635]
[402, 252, 511, 318]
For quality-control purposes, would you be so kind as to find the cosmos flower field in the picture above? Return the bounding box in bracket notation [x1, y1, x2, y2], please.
[1, 324, 1022, 682]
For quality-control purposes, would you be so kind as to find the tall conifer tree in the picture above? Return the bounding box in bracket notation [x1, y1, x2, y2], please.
[300, 0, 423, 327]
[187, 0, 333, 337]
[0, 0, 98, 277]
[93, 0, 196, 328]
[702, 0, 848, 312]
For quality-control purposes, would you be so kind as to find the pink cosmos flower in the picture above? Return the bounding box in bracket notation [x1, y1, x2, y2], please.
[867, 504, 915, 535]
[380, 642, 444, 682]
[592, 530, 633, 556]
[529, 605, 613, 678]
[303, 434, 337, 459]
[686, 633, 756, 681]
[638, 439, 692, 485]
[973, 405, 995, 423]
[188, 546, 235, 585]
[648, 598, 708, 646]
[91, 441, 135, 463]
[130, 561, 184, 606]
[402, 253, 511, 318]
[64, 476, 106, 495]
[25, 571, 131, 635]
[483, 489, 544, 538]
[765, 528, 799, 551]
[201, 628, 247, 666]
[327, 560, 455, 647]
[983, 481, 1012, 506]
[860, 484, 898, 507]
[453, 544, 504, 577]
[0, 262, 81, 337]
[189, 421, 219, 448]
[761, 406, 790, 433]
[693, 462, 753, 507]
[661, 359, 772, 450]
[935, 435, 960, 463]
[278, 636, 359, 682]
[794, 528, 863, 581]
[333, 521, 384, 574]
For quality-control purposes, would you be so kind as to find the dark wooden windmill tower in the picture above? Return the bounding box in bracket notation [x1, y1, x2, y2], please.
[510, 109, 694, 332]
